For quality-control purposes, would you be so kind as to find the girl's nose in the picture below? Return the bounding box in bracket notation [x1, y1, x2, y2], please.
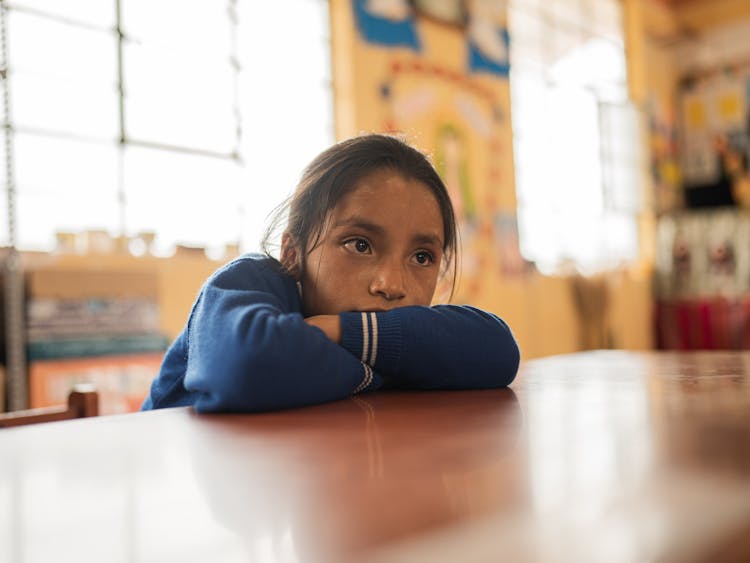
[369, 261, 407, 300]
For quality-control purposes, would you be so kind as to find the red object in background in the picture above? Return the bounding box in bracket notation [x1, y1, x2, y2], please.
[656, 297, 750, 350]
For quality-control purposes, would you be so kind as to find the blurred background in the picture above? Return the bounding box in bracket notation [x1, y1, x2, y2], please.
[2, 0, 750, 413]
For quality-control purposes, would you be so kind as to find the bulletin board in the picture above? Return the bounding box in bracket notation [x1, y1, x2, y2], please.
[679, 64, 750, 208]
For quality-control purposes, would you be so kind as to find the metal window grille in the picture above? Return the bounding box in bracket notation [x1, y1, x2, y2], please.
[509, 0, 642, 274]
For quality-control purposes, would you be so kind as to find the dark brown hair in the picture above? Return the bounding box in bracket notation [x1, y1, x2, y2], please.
[262, 133, 459, 298]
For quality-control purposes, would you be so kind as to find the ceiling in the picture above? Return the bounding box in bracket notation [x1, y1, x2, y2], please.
[658, 0, 714, 6]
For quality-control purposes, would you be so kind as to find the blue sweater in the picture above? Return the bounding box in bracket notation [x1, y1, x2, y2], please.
[142, 254, 520, 413]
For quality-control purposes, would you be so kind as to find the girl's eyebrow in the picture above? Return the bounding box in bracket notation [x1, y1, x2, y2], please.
[333, 216, 385, 235]
[413, 233, 443, 248]
[334, 216, 443, 248]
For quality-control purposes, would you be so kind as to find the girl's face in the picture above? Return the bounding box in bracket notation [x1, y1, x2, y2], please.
[298, 168, 445, 316]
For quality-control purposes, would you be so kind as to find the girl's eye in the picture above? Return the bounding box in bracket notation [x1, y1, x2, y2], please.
[413, 251, 434, 266]
[345, 238, 371, 254]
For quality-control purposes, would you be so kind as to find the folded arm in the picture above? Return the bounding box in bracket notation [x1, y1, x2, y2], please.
[184, 273, 380, 413]
[338, 305, 520, 390]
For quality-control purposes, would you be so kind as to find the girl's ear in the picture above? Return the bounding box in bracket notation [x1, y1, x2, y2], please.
[280, 233, 302, 280]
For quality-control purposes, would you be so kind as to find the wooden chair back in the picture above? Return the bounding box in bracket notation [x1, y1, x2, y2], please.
[0, 384, 99, 428]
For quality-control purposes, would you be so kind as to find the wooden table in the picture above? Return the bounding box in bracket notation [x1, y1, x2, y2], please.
[1, 351, 750, 562]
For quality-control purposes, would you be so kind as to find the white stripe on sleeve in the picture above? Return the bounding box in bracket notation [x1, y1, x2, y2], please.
[353, 364, 373, 394]
[369, 312, 378, 366]
[361, 311, 369, 363]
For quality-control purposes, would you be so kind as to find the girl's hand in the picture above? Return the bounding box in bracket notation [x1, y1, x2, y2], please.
[305, 315, 342, 344]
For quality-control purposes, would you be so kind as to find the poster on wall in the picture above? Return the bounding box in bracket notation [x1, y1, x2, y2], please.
[680, 67, 750, 209]
[350, 0, 526, 289]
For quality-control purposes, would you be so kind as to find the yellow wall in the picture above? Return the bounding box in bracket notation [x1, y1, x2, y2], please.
[330, 0, 654, 359]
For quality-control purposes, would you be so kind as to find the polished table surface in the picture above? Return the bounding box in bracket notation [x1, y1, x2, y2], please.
[2, 351, 750, 562]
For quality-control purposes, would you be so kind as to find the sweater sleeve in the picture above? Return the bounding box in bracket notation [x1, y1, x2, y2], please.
[183, 261, 382, 413]
[338, 305, 519, 390]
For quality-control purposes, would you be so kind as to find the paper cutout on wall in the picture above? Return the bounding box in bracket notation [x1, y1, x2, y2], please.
[434, 124, 477, 222]
[355, 1, 511, 77]
[717, 86, 742, 127]
[655, 210, 750, 299]
[494, 212, 530, 277]
[455, 93, 492, 138]
[353, 0, 421, 51]
[683, 94, 706, 131]
[392, 85, 438, 122]
[468, 28, 509, 77]
[466, 1, 509, 78]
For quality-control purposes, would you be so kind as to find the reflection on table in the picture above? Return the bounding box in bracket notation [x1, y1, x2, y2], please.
[1, 351, 749, 562]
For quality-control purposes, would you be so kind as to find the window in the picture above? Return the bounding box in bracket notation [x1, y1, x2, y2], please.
[508, 0, 642, 274]
[1, 0, 333, 255]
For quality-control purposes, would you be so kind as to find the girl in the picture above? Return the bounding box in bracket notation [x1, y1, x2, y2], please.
[142, 134, 520, 412]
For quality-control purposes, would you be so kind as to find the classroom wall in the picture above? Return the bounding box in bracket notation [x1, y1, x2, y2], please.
[330, 0, 654, 359]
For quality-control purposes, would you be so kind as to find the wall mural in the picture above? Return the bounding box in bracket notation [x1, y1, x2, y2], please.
[351, 0, 528, 297]
[352, 0, 422, 50]
[377, 57, 518, 288]
[352, 0, 531, 298]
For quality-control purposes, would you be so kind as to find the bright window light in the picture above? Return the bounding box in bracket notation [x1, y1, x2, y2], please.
[1, 0, 334, 254]
[509, 0, 642, 275]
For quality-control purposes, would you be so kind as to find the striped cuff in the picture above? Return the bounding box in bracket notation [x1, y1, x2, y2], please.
[352, 363, 374, 394]
[340, 310, 402, 374]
